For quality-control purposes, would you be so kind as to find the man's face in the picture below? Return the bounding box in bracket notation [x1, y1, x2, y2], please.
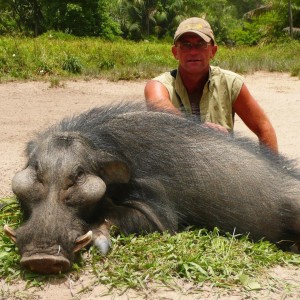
[172, 33, 217, 74]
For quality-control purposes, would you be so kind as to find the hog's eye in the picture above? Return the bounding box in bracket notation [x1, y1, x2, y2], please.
[76, 169, 85, 181]
[69, 167, 85, 185]
[36, 173, 43, 184]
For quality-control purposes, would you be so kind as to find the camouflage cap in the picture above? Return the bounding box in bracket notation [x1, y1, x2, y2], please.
[174, 17, 215, 44]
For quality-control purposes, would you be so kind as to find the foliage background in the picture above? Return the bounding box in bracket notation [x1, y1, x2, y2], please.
[0, 0, 300, 45]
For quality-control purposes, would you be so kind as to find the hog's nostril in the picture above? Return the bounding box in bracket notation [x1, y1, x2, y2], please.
[20, 255, 71, 274]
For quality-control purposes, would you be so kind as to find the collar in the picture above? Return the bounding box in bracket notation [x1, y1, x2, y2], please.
[174, 65, 215, 98]
[207, 67, 213, 92]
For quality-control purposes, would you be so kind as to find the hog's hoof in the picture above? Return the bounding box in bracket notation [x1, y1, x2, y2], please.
[93, 235, 112, 255]
[20, 255, 71, 274]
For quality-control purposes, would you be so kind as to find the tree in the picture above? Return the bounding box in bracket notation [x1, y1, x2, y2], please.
[44, 0, 120, 37]
[227, 0, 265, 18]
[115, 0, 160, 40]
[149, 0, 239, 43]
[154, 0, 189, 39]
[1, 0, 299, 42]
[0, 1, 17, 34]
[0, 0, 121, 38]
[289, 0, 293, 36]
[1, 0, 45, 36]
[231, 0, 300, 44]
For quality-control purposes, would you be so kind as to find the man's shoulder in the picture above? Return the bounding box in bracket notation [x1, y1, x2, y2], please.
[210, 66, 244, 82]
[153, 71, 176, 88]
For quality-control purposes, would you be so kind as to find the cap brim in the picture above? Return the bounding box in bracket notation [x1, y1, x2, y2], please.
[174, 30, 212, 43]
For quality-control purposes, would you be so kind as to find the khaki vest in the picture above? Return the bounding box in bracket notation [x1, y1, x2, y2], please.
[153, 66, 244, 130]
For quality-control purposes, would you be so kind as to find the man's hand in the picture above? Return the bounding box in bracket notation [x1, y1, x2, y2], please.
[203, 122, 228, 133]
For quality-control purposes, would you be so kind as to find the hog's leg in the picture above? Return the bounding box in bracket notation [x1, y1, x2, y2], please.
[92, 178, 178, 255]
[92, 198, 172, 255]
[108, 177, 178, 231]
[92, 221, 112, 255]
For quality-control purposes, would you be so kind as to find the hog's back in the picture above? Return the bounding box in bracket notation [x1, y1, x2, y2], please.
[101, 111, 300, 241]
[58, 106, 300, 242]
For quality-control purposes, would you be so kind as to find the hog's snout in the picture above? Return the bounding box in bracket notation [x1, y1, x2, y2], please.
[4, 225, 94, 274]
[20, 254, 71, 274]
[19, 231, 93, 274]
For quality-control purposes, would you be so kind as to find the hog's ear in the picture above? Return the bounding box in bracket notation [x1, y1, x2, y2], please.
[99, 161, 131, 184]
[26, 140, 38, 157]
[95, 152, 131, 184]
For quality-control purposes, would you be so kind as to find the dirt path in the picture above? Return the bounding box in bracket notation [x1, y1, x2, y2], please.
[0, 72, 300, 299]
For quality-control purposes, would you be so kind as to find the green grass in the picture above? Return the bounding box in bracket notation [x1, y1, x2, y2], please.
[0, 198, 23, 281]
[215, 42, 300, 75]
[1, 197, 299, 292]
[0, 35, 299, 82]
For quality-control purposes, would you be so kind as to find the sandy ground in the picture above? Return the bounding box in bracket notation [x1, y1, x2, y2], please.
[0, 72, 300, 299]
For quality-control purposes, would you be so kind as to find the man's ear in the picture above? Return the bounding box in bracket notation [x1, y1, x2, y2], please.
[210, 45, 218, 59]
[172, 45, 179, 60]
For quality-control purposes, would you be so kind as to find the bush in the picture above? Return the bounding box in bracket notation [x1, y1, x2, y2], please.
[0, 37, 299, 82]
[62, 55, 83, 74]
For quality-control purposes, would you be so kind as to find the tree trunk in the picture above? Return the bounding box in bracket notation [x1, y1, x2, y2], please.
[288, 0, 293, 38]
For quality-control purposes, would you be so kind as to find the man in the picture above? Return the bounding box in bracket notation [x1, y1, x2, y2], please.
[144, 17, 278, 153]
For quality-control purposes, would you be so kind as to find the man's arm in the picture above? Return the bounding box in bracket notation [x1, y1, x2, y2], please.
[144, 80, 181, 114]
[145, 80, 228, 132]
[233, 84, 278, 153]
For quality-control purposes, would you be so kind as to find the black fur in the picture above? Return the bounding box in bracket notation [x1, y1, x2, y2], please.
[13, 102, 300, 273]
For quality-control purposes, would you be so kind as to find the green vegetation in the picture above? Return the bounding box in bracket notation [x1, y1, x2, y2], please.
[0, 0, 299, 83]
[0, 0, 300, 44]
[1, 197, 299, 291]
[0, 199, 22, 281]
[0, 36, 299, 83]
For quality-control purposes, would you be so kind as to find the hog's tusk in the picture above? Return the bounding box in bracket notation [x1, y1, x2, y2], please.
[73, 231, 93, 253]
[57, 245, 61, 255]
[3, 225, 17, 243]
